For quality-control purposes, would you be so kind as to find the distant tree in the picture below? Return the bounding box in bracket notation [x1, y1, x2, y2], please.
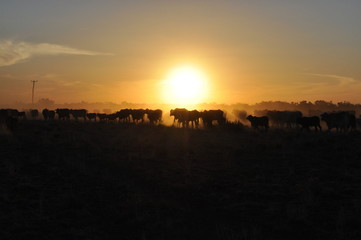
[297, 101, 314, 115]
[254, 101, 294, 111]
[314, 100, 336, 112]
[337, 101, 354, 111]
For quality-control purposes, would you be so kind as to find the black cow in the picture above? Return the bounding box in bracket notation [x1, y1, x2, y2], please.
[42, 109, 50, 120]
[70, 109, 87, 120]
[117, 109, 131, 123]
[18, 111, 26, 120]
[6, 117, 17, 132]
[56, 109, 70, 120]
[201, 110, 226, 128]
[0, 109, 17, 132]
[130, 109, 145, 123]
[86, 113, 97, 121]
[48, 110, 55, 120]
[107, 113, 118, 122]
[297, 116, 322, 131]
[321, 111, 353, 132]
[169, 108, 200, 128]
[146, 109, 162, 124]
[187, 110, 201, 128]
[97, 113, 107, 122]
[170, 108, 188, 127]
[349, 112, 356, 130]
[246, 115, 269, 130]
[5, 109, 19, 118]
[30, 109, 39, 119]
[0, 109, 8, 130]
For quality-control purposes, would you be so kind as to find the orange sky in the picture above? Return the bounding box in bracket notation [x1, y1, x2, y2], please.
[1, 1, 361, 105]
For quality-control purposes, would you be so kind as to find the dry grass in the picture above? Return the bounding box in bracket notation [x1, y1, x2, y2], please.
[1, 120, 361, 239]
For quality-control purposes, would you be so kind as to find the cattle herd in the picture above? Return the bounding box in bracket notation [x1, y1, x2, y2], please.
[170, 109, 226, 128]
[0, 107, 360, 133]
[247, 110, 357, 132]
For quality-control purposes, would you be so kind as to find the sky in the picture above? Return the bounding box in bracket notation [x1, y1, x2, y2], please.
[1, 0, 361, 105]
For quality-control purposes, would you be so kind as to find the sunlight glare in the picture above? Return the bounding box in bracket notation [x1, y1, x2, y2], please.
[161, 66, 209, 106]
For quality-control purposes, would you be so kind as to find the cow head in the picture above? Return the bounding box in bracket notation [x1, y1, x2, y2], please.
[246, 115, 254, 121]
[320, 113, 329, 121]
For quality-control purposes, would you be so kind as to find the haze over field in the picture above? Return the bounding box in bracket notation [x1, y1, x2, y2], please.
[1, 1, 361, 105]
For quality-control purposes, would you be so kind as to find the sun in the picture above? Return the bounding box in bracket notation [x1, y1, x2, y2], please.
[161, 66, 209, 106]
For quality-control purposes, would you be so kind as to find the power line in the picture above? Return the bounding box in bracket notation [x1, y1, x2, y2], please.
[31, 80, 38, 104]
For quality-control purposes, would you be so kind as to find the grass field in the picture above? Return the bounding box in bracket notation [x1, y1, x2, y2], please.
[1, 120, 361, 240]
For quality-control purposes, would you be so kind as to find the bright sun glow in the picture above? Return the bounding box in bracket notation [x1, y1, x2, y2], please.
[162, 66, 209, 105]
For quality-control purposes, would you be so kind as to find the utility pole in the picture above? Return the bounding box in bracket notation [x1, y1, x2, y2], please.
[31, 80, 38, 104]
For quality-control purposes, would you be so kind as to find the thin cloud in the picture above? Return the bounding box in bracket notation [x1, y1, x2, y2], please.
[53, 79, 82, 87]
[304, 73, 359, 86]
[0, 40, 111, 67]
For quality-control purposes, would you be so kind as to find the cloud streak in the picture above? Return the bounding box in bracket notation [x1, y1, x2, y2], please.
[304, 73, 359, 86]
[0, 40, 110, 67]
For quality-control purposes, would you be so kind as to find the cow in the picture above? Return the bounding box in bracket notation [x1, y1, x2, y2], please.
[6, 117, 17, 132]
[296, 116, 322, 131]
[97, 113, 107, 122]
[107, 113, 118, 122]
[187, 110, 201, 128]
[86, 113, 97, 121]
[117, 109, 131, 123]
[170, 108, 188, 127]
[0, 109, 8, 130]
[70, 109, 87, 120]
[285, 111, 303, 128]
[18, 111, 26, 120]
[130, 109, 145, 123]
[43, 108, 55, 120]
[30, 109, 39, 119]
[348, 112, 356, 130]
[42, 108, 50, 120]
[146, 109, 162, 124]
[169, 108, 200, 127]
[356, 117, 361, 130]
[5, 109, 19, 118]
[56, 108, 70, 120]
[201, 110, 226, 128]
[246, 115, 269, 130]
[48, 110, 55, 120]
[321, 111, 353, 132]
[0, 109, 17, 132]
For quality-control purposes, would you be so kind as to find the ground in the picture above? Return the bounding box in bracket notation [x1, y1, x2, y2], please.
[1, 121, 361, 240]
